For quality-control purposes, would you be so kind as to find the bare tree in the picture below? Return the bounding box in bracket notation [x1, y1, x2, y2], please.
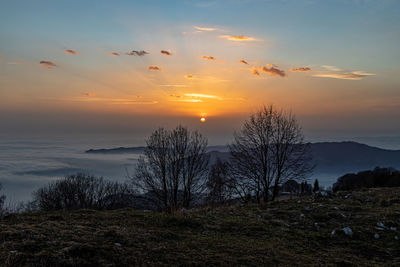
[206, 158, 234, 205]
[229, 105, 313, 202]
[132, 125, 209, 212]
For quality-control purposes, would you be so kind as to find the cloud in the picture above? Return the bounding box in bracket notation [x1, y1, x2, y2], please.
[313, 71, 375, 80]
[185, 74, 194, 79]
[126, 50, 149, 56]
[261, 66, 286, 77]
[219, 35, 256, 41]
[109, 52, 120, 56]
[322, 65, 343, 71]
[193, 26, 216, 31]
[252, 67, 260, 76]
[160, 84, 188, 88]
[148, 66, 162, 71]
[7, 60, 25, 65]
[202, 55, 216, 60]
[161, 50, 172, 56]
[238, 59, 248, 65]
[64, 49, 79, 55]
[184, 93, 223, 100]
[314, 65, 375, 80]
[290, 67, 311, 72]
[70, 96, 157, 105]
[39, 60, 57, 69]
[82, 92, 95, 97]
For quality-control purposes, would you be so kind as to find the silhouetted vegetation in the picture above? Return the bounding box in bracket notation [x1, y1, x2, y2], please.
[0, 183, 5, 214]
[313, 179, 320, 193]
[333, 167, 400, 192]
[132, 125, 209, 212]
[206, 158, 234, 205]
[229, 105, 314, 203]
[32, 174, 133, 211]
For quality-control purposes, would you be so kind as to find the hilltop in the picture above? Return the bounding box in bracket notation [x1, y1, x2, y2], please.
[1, 188, 399, 266]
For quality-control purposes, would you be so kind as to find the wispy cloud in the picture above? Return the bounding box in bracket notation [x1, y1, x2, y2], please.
[39, 60, 57, 69]
[184, 93, 223, 100]
[219, 35, 256, 41]
[314, 65, 375, 80]
[64, 49, 79, 55]
[193, 26, 216, 31]
[148, 66, 162, 71]
[313, 71, 375, 80]
[161, 50, 172, 56]
[160, 84, 188, 88]
[7, 60, 25, 65]
[202, 55, 216, 60]
[322, 65, 343, 72]
[238, 59, 248, 65]
[261, 66, 286, 77]
[126, 50, 149, 56]
[184, 74, 194, 79]
[290, 67, 311, 72]
[71, 96, 158, 105]
[109, 52, 120, 56]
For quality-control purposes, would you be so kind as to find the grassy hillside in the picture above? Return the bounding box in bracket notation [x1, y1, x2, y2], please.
[1, 188, 400, 266]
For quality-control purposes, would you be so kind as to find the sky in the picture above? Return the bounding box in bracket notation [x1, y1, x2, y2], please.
[1, 0, 400, 144]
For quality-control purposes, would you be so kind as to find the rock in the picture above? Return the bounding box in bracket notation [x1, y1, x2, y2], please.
[390, 227, 397, 231]
[375, 227, 385, 231]
[340, 213, 346, 218]
[343, 227, 353, 237]
[377, 222, 386, 228]
[305, 206, 312, 211]
[330, 230, 336, 237]
[297, 200, 302, 204]
[344, 194, 351, 199]
[374, 233, 380, 239]
[395, 236, 399, 240]
[10, 250, 18, 254]
[334, 206, 339, 210]
[114, 243, 122, 247]
[300, 213, 305, 218]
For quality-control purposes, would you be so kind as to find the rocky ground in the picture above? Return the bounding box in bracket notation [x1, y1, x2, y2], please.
[1, 188, 399, 266]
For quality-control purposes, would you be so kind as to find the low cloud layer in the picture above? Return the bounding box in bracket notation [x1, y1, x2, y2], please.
[63, 49, 79, 55]
[39, 60, 57, 69]
[148, 66, 162, 71]
[202, 56, 216, 60]
[219, 35, 255, 41]
[126, 50, 148, 56]
[239, 59, 248, 65]
[109, 52, 120, 56]
[161, 50, 172, 56]
[261, 66, 286, 77]
[290, 67, 311, 72]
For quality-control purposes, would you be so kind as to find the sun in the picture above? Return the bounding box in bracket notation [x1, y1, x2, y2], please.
[200, 117, 206, 123]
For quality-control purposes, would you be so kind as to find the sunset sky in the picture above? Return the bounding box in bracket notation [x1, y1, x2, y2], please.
[1, 0, 399, 144]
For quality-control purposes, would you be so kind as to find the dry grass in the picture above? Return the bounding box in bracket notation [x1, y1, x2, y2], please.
[1, 188, 400, 266]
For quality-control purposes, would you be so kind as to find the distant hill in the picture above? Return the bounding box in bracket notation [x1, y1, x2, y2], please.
[86, 145, 229, 154]
[86, 141, 400, 183]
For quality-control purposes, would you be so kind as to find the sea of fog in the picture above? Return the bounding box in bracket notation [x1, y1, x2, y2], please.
[1, 134, 400, 203]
